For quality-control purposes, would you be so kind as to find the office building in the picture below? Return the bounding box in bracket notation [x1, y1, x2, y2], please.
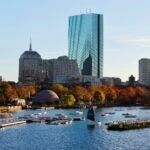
[19, 43, 42, 85]
[43, 56, 80, 83]
[139, 58, 150, 85]
[68, 13, 103, 78]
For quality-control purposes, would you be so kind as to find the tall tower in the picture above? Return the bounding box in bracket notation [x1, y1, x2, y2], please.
[19, 42, 42, 85]
[139, 58, 150, 85]
[68, 13, 103, 78]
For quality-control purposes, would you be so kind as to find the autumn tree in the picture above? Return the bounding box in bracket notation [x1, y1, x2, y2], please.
[71, 86, 92, 104]
[0, 82, 17, 105]
[61, 94, 76, 107]
[50, 84, 68, 97]
[104, 87, 117, 105]
[16, 86, 37, 99]
[94, 90, 105, 105]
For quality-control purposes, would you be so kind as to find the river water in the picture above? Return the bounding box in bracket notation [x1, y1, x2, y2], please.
[0, 107, 150, 150]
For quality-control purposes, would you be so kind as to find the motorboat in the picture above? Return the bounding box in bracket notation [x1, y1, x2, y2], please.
[73, 116, 85, 121]
[122, 112, 132, 116]
[108, 112, 115, 115]
[101, 113, 109, 117]
[122, 112, 136, 118]
[46, 119, 73, 125]
[75, 111, 83, 115]
[55, 113, 71, 120]
[124, 115, 136, 118]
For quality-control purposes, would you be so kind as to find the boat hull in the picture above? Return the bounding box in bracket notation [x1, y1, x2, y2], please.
[87, 119, 96, 127]
[87, 119, 101, 127]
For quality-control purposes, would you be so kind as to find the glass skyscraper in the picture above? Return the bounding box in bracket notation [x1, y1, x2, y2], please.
[68, 13, 103, 78]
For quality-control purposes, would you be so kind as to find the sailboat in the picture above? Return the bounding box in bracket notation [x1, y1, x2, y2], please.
[87, 104, 101, 127]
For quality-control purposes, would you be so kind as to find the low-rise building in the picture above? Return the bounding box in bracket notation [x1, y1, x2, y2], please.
[67, 75, 101, 86]
[101, 77, 121, 86]
[15, 98, 26, 106]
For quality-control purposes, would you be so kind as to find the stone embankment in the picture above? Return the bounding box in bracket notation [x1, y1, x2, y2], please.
[106, 119, 150, 130]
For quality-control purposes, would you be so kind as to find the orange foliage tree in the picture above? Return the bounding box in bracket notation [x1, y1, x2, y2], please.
[71, 86, 92, 103]
[50, 84, 68, 97]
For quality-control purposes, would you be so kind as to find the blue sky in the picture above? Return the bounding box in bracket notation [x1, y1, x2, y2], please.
[1, 0, 150, 82]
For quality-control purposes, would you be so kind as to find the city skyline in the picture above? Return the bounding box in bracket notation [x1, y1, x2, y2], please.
[1, 0, 150, 81]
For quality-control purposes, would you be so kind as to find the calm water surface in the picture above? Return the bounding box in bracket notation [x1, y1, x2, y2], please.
[0, 107, 150, 150]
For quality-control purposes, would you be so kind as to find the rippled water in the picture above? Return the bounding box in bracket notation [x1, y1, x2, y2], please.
[1, 107, 150, 150]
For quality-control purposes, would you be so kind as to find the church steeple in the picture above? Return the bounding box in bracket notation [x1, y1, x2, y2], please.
[29, 39, 32, 51]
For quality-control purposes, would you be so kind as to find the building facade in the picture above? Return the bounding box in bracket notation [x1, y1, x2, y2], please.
[66, 75, 101, 86]
[43, 56, 80, 83]
[139, 58, 150, 85]
[100, 77, 121, 86]
[128, 75, 136, 86]
[19, 46, 80, 85]
[19, 43, 42, 85]
[68, 13, 103, 78]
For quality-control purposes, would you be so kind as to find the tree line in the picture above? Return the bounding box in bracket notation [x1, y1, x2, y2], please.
[0, 81, 150, 107]
[50, 84, 149, 107]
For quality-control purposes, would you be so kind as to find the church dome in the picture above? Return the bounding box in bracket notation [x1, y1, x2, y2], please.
[20, 51, 42, 59]
[19, 42, 42, 60]
[33, 90, 59, 102]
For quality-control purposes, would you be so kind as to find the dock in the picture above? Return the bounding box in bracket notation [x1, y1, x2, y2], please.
[0, 120, 26, 128]
[106, 119, 150, 131]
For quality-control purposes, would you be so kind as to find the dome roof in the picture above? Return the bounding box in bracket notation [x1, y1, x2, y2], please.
[20, 51, 42, 59]
[33, 90, 59, 102]
[20, 42, 42, 60]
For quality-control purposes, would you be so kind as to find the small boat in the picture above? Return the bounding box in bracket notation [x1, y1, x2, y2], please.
[87, 119, 96, 126]
[124, 115, 136, 118]
[55, 113, 69, 120]
[75, 111, 83, 115]
[108, 112, 115, 115]
[87, 104, 101, 127]
[115, 108, 124, 111]
[122, 113, 132, 116]
[26, 117, 42, 123]
[101, 113, 109, 117]
[46, 119, 72, 125]
[96, 121, 101, 126]
[122, 112, 136, 118]
[73, 116, 85, 121]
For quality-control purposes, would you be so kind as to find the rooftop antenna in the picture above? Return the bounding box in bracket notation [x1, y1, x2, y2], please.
[89, 9, 92, 13]
[86, 8, 88, 14]
[29, 37, 32, 51]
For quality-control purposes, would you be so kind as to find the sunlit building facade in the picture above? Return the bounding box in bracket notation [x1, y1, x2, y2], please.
[68, 13, 103, 78]
[43, 56, 80, 83]
[139, 58, 150, 85]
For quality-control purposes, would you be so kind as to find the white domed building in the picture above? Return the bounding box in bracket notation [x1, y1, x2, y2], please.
[19, 42, 42, 85]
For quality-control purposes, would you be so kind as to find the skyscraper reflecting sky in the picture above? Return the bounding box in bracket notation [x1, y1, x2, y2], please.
[68, 13, 103, 78]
